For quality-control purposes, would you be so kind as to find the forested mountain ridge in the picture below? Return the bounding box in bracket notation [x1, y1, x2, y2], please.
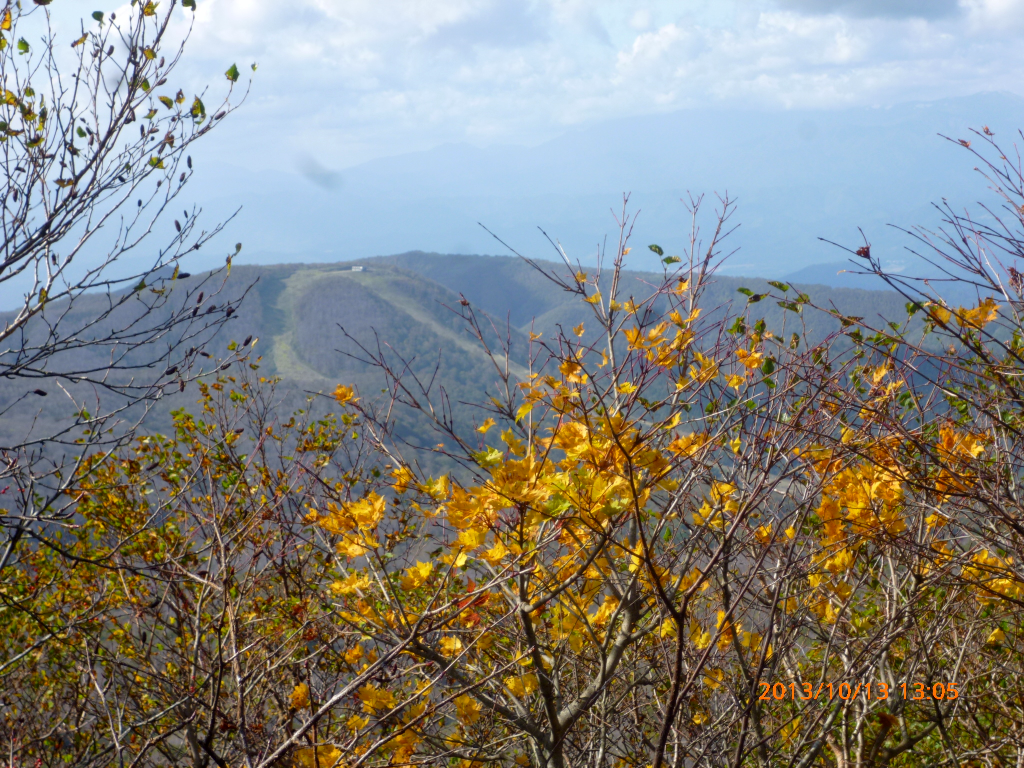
[0, 252, 920, 453]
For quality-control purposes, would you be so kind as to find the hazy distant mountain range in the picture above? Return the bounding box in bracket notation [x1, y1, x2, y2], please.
[179, 91, 1024, 289]
[2, 253, 922, 466]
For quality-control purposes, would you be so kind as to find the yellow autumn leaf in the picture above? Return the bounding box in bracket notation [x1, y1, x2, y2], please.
[957, 297, 999, 329]
[703, 668, 725, 690]
[715, 611, 738, 650]
[476, 418, 495, 434]
[457, 527, 487, 549]
[455, 694, 482, 725]
[294, 746, 343, 768]
[573, 322, 585, 337]
[500, 428, 525, 455]
[668, 432, 707, 457]
[391, 465, 415, 494]
[584, 291, 602, 305]
[333, 384, 357, 405]
[442, 551, 468, 568]
[505, 673, 538, 697]
[987, 627, 1006, 646]
[330, 572, 370, 596]
[421, 475, 449, 500]
[689, 351, 719, 384]
[400, 561, 433, 591]
[480, 538, 508, 566]
[358, 684, 395, 713]
[927, 302, 952, 324]
[735, 348, 763, 370]
[289, 682, 310, 709]
[515, 402, 533, 422]
[754, 524, 772, 545]
[616, 381, 638, 394]
[440, 636, 464, 657]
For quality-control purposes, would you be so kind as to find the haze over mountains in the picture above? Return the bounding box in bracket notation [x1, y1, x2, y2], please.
[182, 91, 1024, 289]
[1, 253, 919, 468]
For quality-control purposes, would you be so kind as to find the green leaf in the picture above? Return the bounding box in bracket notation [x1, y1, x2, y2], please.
[92, 10, 103, 22]
[251, 61, 258, 71]
[182, 0, 196, 8]
[17, 37, 28, 54]
[768, 280, 790, 293]
[648, 244, 663, 256]
[145, 108, 157, 119]
[736, 287, 753, 296]
[662, 256, 681, 265]
[158, 95, 174, 109]
[190, 96, 205, 120]
[148, 156, 165, 169]
[906, 301, 922, 317]
[225, 63, 239, 83]
[761, 357, 776, 375]
[76, 126, 86, 138]
[143, 47, 156, 60]
[473, 447, 503, 468]
[727, 317, 746, 335]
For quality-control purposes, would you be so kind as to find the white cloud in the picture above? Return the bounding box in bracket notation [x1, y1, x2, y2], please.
[962, 0, 1024, 32]
[81, 0, 1021, 169]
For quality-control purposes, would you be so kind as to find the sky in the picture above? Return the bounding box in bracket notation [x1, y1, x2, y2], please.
[19, 0, 1022, 299]
[142, 0, 1024, 173]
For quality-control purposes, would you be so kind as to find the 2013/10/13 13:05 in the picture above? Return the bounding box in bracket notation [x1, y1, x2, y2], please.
[759, 681, 959, 702]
